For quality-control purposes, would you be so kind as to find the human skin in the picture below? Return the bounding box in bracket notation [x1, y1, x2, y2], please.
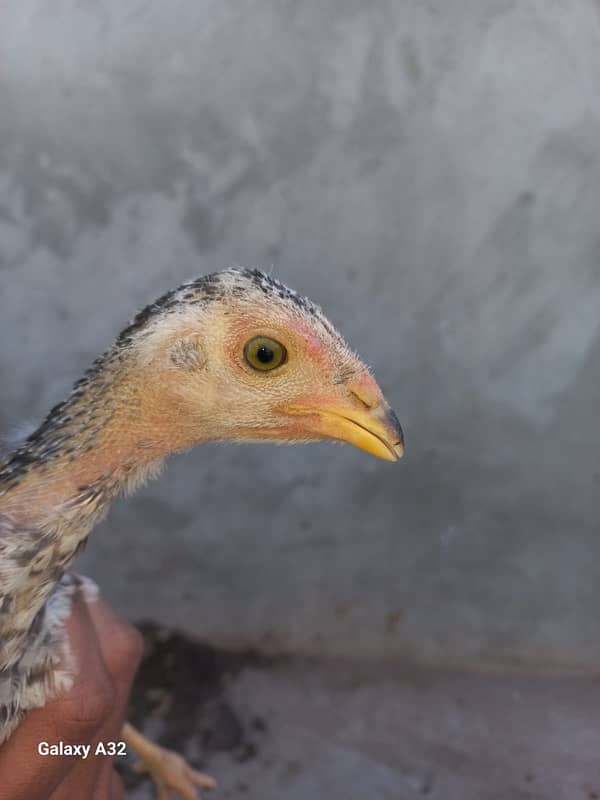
[0, 582, 143, 799]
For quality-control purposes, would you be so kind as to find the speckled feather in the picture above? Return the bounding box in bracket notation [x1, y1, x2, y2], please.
[0, 269, 337, 493]
[0, 268, 356, 742]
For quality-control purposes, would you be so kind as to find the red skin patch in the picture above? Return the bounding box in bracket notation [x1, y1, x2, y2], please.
[227, 313, 332, 371]
[287, 318, 331, 365]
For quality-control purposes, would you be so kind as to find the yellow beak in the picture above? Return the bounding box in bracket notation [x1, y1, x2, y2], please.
[287, 401, 404, 462]
[316, 404, 404, 461]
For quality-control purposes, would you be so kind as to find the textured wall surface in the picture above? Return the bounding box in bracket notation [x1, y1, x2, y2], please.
[1, 0, 599, 671]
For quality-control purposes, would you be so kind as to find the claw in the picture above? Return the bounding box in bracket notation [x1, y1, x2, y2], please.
[123, 721, 217, 800]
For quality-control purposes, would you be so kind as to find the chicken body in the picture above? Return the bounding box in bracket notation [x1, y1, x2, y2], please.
[0, 268, 403, 791]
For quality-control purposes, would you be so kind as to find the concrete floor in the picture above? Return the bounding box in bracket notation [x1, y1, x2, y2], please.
[122, 627, 600, 800]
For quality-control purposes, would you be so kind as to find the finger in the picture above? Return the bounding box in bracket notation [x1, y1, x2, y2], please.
[156, 784, 172, 800]
[0, 589, 114, 800]
[179, 780, 201, 800]
[189, 769, 218, 789]
[86, 592, 143, 799]
[53, 590, 142, 800]
[110, 769, 125, 800]
[57, 589, 116, 734]
[83, 591, 143, 689]
[49, 588, 122, 799]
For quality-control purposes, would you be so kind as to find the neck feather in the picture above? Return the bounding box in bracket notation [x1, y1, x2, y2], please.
[0, 345, 181, 667]
[0, 345, 176, 528]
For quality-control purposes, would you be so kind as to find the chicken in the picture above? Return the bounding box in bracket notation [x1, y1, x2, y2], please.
[0, 267, 404, 797]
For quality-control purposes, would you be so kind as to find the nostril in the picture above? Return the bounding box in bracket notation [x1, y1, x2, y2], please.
[347, 372, 383, 409]
[350, 389, 374, 410]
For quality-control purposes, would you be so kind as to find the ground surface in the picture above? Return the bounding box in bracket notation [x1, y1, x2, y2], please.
[121, 624, 600, 800]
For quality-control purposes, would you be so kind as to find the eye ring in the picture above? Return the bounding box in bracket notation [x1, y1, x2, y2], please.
[244, 336, 287, 371]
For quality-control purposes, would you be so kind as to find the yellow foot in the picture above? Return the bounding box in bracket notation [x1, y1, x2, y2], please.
[122, 721, 217, 800]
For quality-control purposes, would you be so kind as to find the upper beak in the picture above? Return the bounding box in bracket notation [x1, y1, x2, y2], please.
[287, 394, 404, 462]
[316, 402, 405, 462]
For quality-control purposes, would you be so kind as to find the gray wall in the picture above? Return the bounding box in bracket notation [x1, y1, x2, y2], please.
[1, 0, 599, 673]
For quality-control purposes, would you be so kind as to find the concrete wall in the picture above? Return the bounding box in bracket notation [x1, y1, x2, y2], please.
[1, 0, 599, 672]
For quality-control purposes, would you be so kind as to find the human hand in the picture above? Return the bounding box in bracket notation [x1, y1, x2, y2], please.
[0, 578, 143, 799]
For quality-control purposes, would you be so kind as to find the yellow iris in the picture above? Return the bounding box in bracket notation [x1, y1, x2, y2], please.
[244, 336, 287, 371]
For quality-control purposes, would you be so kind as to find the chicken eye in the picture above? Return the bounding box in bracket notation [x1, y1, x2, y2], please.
[244, 336, 287, 371]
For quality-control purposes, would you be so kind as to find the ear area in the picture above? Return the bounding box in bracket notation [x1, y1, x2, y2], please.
[168, 335, 206, 371]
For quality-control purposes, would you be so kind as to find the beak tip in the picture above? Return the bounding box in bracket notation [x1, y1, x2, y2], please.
[386, 409, 404, 461]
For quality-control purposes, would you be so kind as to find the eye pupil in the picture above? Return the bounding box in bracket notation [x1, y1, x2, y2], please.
[256, 346, 274, 364]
